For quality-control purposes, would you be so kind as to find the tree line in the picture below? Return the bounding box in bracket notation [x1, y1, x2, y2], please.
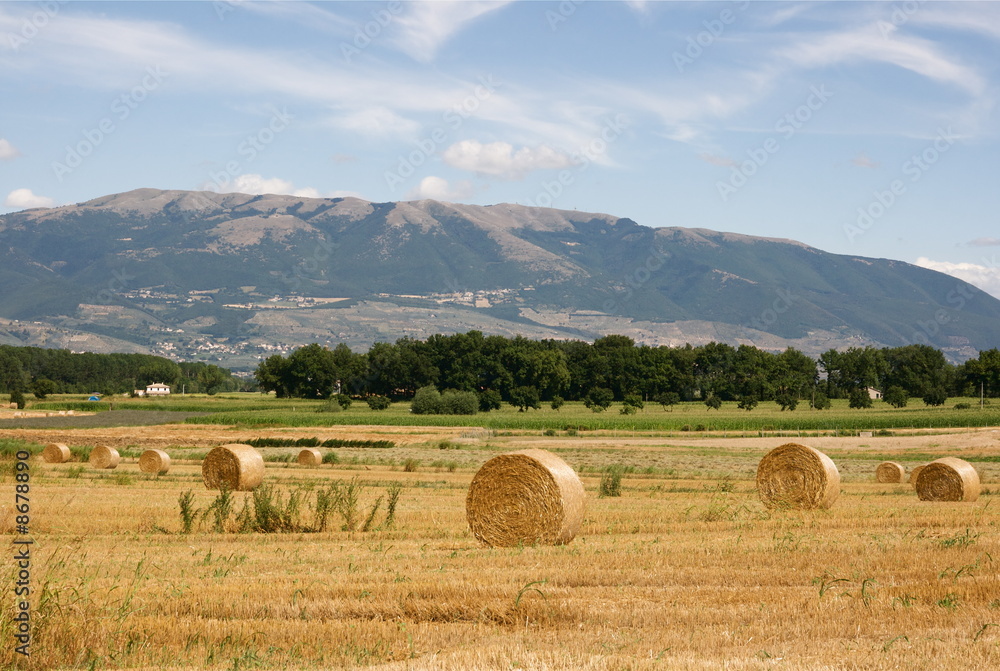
[0, 345, 241, 397]
[254, 331, 1000, 409]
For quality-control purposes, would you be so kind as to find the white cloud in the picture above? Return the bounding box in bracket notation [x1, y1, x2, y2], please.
[915, 257, 1000, 300]
[205, 174, 323, 198]
[391, 1, 512, 62]
[0, 138, 20, 160]
[698, 153, 736, 168]
[405, 176, 474, 201]
[969, 237, 1000, 247]
[443, 140, 575, 180]
[330, 107, 421, 139]
[4, 188, 54, 209]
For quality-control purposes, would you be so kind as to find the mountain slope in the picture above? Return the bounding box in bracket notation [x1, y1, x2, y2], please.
[0, 188, 996, 368]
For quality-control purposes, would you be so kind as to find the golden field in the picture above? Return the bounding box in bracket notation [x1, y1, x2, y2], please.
[2, 424, 999, 670]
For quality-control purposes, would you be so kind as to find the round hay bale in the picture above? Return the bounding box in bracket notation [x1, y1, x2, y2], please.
[875, 461, 905, 483]
[466, 448, 585, 547]
[42, 443, 71, 463]
[202, 443, 264, 491]
[297, 448, 322, 466]
[915, 457, 980, 502]
[139, 449, 171, 475]
[89, 444, 120, 469]
[909, 464, 927, 487]
[756, 443, 840, 510]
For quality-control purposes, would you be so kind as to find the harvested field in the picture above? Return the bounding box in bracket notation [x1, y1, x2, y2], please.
[2, 424, 999, 670]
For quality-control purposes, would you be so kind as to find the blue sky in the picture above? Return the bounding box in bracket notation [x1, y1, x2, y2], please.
[2, 0, 999, 297]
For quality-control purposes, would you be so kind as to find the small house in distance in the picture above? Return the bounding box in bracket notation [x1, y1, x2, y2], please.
[867, 387, 883, 400]
[135, 383, 171, 397]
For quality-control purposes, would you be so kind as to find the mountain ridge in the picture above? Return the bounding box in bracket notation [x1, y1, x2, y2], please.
[1, 188, 996, 369]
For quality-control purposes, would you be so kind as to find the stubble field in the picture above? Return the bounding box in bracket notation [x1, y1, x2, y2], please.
[2, 410, 1000, 670]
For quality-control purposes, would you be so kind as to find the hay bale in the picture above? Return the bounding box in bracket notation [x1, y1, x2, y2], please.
[297, 448, 322, 466]
[139, 449, 171, 475]
[915, 457, 980, 502]
[89, 444, 120, 469]
[466, 448, 585, 547]
[202, 443, 264, 491]
[875, 461, 905, 483]
[909, 464, 927, 487]
[756, 443, 840, 509]
[42, 443, 71, 463]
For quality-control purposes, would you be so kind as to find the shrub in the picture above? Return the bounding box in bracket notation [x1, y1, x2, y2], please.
[316, 398, 342, 413]
[622, 394, 644, 413]
[366, 395, 392, 411]
[774, 392, 798, 411]
[550, 395, 565, 411]
[9, 390, 25, 410]
[32, 378, 57, 400]
[402, 458, 420, 472]
[954, 402, 972, 410]
[441, 390, 478, 415]
[410, 386, 442, 414]
[737, 395, 759, 412]
[811, 391, 831, 410]
[334, 393, 352, 410]
[704, 394, 722, 410]
[599, 466, 624, 497]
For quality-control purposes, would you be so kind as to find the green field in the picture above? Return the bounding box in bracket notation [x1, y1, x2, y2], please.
[23, 393, 1000, 434]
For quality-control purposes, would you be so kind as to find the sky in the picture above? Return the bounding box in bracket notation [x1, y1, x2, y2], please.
[1, 0, 999, 298]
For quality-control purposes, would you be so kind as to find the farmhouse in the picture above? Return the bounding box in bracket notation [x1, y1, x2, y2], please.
[140, 382, 171, 396]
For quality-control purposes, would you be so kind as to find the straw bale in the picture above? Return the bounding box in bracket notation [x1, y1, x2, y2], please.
[42, 443, 71, 463]
[297, 448, 323, 466]
[466, 448, 585, 547]
[89, 444, 120, 469]
[202, 443, 264, 491]
[139, 449, 171, 475]
[909, 464, 927, 487]
[756, 443, 840, 509]
[875, 461, 905, 483]
[915, 457, 980, 502]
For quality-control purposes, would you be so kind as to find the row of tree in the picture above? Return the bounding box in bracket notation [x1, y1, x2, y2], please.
[254, 331, 1000, 406]
[0, 345, 241, 397]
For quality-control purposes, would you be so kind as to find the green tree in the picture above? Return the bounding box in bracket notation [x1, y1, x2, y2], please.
[550, 395, 565, 411]
[621, 393, 644, 414]
[811, 390, 831, 410]
[410, 386, 442, 414]
[882, 386, 908, 408]
[737, 395, 759, 411]
[478, 389, 502, 412]
[584, 387, 614, 412]
[9, 389, 25, 409]
[509, 386, 541, 412]
[848, 388, 873, 409]
[704, 394, 722, 410]
[774, 392, 798, 411]
[922, 387, 948, 407]
[255, 354, 291, 397]
[655, 391, 680, 411]
[31, 378, 58, 400]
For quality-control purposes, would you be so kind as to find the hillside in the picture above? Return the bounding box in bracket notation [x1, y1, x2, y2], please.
[1, 188, 997, 369]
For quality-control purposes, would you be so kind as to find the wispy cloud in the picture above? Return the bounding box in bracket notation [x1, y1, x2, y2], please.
[698, 153, 736, 168]
[390, 1, 512, 62]
[969, 237, 1000, 247]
